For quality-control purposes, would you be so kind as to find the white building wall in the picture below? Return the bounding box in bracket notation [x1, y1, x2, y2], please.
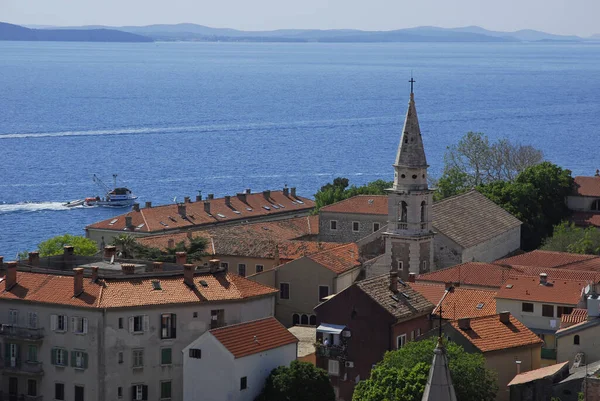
[334, 267, 361, 293]
[462, 226, 521, 264]
[567, 195, 599, 211]
[495, 298, 571, 332]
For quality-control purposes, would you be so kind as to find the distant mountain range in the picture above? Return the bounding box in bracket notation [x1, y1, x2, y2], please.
[3, 21, 599, 43]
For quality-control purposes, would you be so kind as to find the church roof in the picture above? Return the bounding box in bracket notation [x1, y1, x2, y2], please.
[421, 338, 458, 401]
[395, 93, 428, 169]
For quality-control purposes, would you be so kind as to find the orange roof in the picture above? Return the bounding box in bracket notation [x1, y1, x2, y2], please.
[306, 243, 361, 274]
[507, 362, 569, 386]
[319, 195, 388, 215]
[560, 308, 588, 328]
[435, 287, 497, 319]
[572, 212, 600, 228]
[450, 313, 543, 353]
[573, 176, 600, 197]
[496, 250, 598, 269]
[0, 271, 277, 309]
[408, 282, 446, 305]
[210, 317, 298, 359]
[87, 190, 314, 233]
[418, 262, 514, 288]
[495, 275, 585, 305]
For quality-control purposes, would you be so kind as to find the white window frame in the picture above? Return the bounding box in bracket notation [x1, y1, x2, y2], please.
[71, 317, 88, 335]
[352, 221, 360, 232]
[330, 220, 338, 231]
[132, 349, 144, 368]
[279, 282, 290, 300]
[328, 359, 340, 376]
[160, 313, 175, 339]
[8, 309, 18, 325]
[318, 285, 330, 302]
[134, 384, 144, 401]
[74, 350, 85, 369]
[255, 264, 264, 273]
[130, 315, 149, 333]
[373, 222, 380, 232]
[397, 334, 407, 349]
[55, 348, 67, 366]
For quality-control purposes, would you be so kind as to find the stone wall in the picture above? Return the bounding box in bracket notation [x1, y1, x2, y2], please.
[318, 212, 385, 243]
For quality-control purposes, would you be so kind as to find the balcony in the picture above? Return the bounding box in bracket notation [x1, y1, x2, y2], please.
[316, 344, 345, 359]
[0, 358, 44, 376]
[541, 347, 557, 360]
[397, 223, 408, 230]
[0, 325, 44, 341]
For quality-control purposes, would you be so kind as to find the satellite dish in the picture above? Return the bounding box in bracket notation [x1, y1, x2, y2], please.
[585, 284, 592, 295]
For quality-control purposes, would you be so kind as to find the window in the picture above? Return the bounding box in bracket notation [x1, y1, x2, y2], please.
[210, 309, 225, 329]
[161, 348, 172, 365]
[352, 221, 360, 232]
[542, 304, 554, 317]
[397, 334, 407, 349]
[574, 335, 580, 345]
[27, 379, 37, 397]
[399, 201, 408, 222]
[373, 222, 380, 232]
[330, 220, 338, 230]
[72, 350, 88, 369]
[240, 377, 248, 391]
[328, 359, 340, 376]
[160, 314, 176, 339]
[420, 201, 427, 222]
[28, 345, 37, 362]
[8, 309, 18, 325]
[52, 348, 68, 366]
[319, 286, 330, 302]
[238, 264, 246, 277]
[280, 283, 290, 300]
[557, 306, 574, 318]
[28, 312, 38, 328]
[132, 349, 144, 368]
[422, 260, 428, 272]
[301, 314, 309, 325]
[118, 387, 123, 398]
[411, 330, 415, 341]
[310, 315, 316, 325]
[292, 314, 300, 325]
[193, 312, 198, 318]
[118, 317, 124, 329]
[72, 317, 88, 334]
[132, 385, 148, 401]
[55, 383, 65, 400]
[74, 385, 84, 401]
[161, 381, 172, 399]
[118, 352, 124, 364]
[51, 314, 68, 332]
[220, 262, 229, 269]
[255, 264, 264, 273]
[189, 349, 202, 359]
[129, 315, 148, 333]
[522, 302, 534, 313]
[417, 328, 421, 337]
[592, 199, 600, 211]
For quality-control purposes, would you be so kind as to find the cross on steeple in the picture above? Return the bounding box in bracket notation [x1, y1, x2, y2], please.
[409, 76, 416, 94]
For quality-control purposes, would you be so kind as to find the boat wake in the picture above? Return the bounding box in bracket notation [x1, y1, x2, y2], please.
[0, 202, 81, 214]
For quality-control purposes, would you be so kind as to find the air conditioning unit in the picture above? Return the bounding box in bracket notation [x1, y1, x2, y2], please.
[345, 361, 354, 368]
[342, 330, 351, 338]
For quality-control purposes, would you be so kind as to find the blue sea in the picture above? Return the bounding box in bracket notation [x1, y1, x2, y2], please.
[1, 41, 599, 258]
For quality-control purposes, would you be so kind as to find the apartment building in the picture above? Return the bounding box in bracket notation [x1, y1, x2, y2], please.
[0, 261, 277, 401]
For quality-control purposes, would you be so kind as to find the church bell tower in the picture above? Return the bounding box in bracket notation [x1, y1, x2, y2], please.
[383, 78, 434, 279]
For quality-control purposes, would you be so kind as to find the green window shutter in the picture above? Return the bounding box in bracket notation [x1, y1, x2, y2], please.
[83, 352, 88, 369]
[71, 351, 76, 367]
[51, 348, 56, 365]
[161, 348, 172, 365]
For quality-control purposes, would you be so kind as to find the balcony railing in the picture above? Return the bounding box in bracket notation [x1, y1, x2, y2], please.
[541, 347, 557, 360]
[316, 344, 345, 359]
[397, 223, 408, 230]
[420, 223, 427, 230]
[0, 325, 44, 341]
[0, 358, 44, 375]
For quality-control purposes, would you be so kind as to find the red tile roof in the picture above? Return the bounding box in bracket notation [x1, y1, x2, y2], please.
[573, 176, 600, 197]
[507, 362, 569, 386]
[86, 190, 314, 233]
[407, 282, 446, 305]
[210, 317, 298, 359]
[418, 262, 515, 288]
[450, 313, 543, 353]
[409, 282, 497, 319]
[319, 195, 388, 215]
[560, 308, 588, 328]
[572, 212, 600, 228]
[495, 275, 585, 305]
[496, 250, 598, 269]
[306, 243, 361, 274]
[0, 271, 277, 309]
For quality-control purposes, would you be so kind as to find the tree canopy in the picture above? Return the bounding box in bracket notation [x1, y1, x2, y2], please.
[353, 338, 497, 401]
[314, 178, 392, 212]
[255, 360, 335, 401]
[37, 234, 98, 257]
[542, 222, 600, 255]
[128, 235, 208, 263]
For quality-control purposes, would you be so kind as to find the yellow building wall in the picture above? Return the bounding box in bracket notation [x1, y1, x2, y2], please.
[484, 345, 542, 401]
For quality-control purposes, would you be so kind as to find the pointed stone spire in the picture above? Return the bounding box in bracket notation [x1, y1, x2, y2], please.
[421, 337, 458, 401]
[395, 92, 428, 169]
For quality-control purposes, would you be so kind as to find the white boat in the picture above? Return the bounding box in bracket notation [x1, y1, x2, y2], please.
[84, 174, 137, 208]
[63, 199, 85, 208]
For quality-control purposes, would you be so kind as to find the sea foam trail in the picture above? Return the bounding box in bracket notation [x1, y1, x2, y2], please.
[0, 202, 76, 214]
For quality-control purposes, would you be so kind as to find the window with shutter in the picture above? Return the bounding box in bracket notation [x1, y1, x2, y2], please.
[74, 385, 84, 401]
[142, 385, 148, 401]
[73, 317, 88, 334]
[161, 348, 172, 365]
[9, 309, 18, 325]
[28, 312, 38, 328]
[160, 314, 176, 339]
[131, 316, 145, 333]
[132, 349, 144, 368]
[160, 381, 172, 399]
[55, 383, 65, 401]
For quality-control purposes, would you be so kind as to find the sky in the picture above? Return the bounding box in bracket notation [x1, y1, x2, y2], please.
[2, 0, 599, 37]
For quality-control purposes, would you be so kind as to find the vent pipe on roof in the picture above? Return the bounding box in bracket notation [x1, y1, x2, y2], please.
[540, 273, 548, 285]
[125, 216, 133, 229]
[91, 266, 99, 283]
[176, 252, 187, 265]
[408, 272, 416, 283]
[245, 188, 251, 194]
[73, 267, 84, 297]
[64, 245, 75, 269]
[389, 270, 398, 293]
[225, 196, 231, 207]
[291, 187, 297, 198]
[28, 251, 40, 267]
[184, 196, 191, 203]
[204, 201, 211, 215]
[133, 203, 140, 212]
[207, 194, 214, 200]
[196, 194, 202, 202]
[183, 264, 196, 287]
[499, 311, 511, 324]
[145, 201, 152, 208]
[458, 318, 471, 330]
[5, 261, 17, 290]
[263, 190, 271, 200]
[283, 186, 289, 196]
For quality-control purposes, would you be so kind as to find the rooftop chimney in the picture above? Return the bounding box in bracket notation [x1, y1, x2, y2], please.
[458, 318, 471, 330]
[153, 261, 163, 272]
[64, 245, 75, 269]
[596, 169, 600, 177]
[408, 272, 416, 283]
[183, 264, 195, 287]
[145, 201, 152, 208]
[283, 186, 289, 196]
[184, 196, 190, 203]
[133, 203, 140, 212]
[224, 196, 231, 207]
[176, 251, 187, 265]
[196, 194, 202, 202]
[291, 187, 297, 198]
[539, 273, 548, 285]
[499, 311, 511, 324]
[104, 245, 116, 260]
[389, 271, 398, 293]
[5, 261, 17, 290]
[263, 190, 271, 200]
[204, 201, 211, 214]
[91, 266, 99, 283]
[28, 251, 40, 267]
[178, 203, 187, 218]
[237, 193, 247, 203]
[121, 263, 135, 275]
[125, 216, 133, 229]
[73, 267, 84, 296]
[207, 194, 214, 200]
[167, 238, 175, 249]
[209, 259, 220, 272]
[245, 188, 251, 194]
[0, 256, 4, 269]
[187, 231, 193, 240]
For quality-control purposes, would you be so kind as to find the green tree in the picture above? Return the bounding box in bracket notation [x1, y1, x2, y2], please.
[314, 177, 392, 212]
[542, 222, 600, 255]
[433, 166, 471, 201]
[133, 236, 208, 263]
[111, 234, 138, 258]
[255, 360, 335, 401]
[37, 234, 98, 257]
[353, 338, 498, 401]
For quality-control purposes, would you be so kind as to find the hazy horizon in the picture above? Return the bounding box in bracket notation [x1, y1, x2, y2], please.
[2, 0, 599, 37]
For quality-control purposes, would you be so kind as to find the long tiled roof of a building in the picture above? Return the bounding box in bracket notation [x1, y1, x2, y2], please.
[560, 308, 588, 328]
[357, 274, 435, 320]
[496, 250, 598, 269]
[319, 195, 388, 215]
[495, 275, 585, 305]
[86, 190, 314, 233]
[449, 313, 543, 353]
[0, 270, 277, 309]
[210, 317, 298, 359]
[306, 243, 361, 274]
[507, 362, 569, 386]
[409, 282, 497, 319]
[572, 212, 600, 228]
[573, 176, 600, 197]
[418, 262, 515, 288]
[408, 282, 446, 305]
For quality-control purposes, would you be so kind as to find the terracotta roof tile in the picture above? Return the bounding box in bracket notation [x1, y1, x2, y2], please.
[407, 282, 446, 305]
[320, 195, 388, 215]
[496, 250, 598, 268]
[357, 274, 435, 320]
[449, 313, 543, 353]
[507, 362, 569, 386]
[210, 317, 298, 359]
[572, 212, 600, 228]
[495, 275, 585, 305]
[560, 308, 588, 328]
[0, 271, 277, 309]
[307, 243, 361, 274]
[573, 176, 600, 197]
[435, 287, 497, 319]
[418, 262, 514, 288]
[87, 190, 314, 233]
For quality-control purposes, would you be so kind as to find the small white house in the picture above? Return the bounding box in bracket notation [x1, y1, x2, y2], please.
[182, 317, 298, 401]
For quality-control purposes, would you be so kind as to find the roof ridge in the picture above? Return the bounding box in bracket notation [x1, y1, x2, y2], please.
[308, 242, 357, 258]
[209, 316, 276, 332]
[432, 188, 479, 205]
[320, 194, 387, 210]
[506, 274, 589, 283]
